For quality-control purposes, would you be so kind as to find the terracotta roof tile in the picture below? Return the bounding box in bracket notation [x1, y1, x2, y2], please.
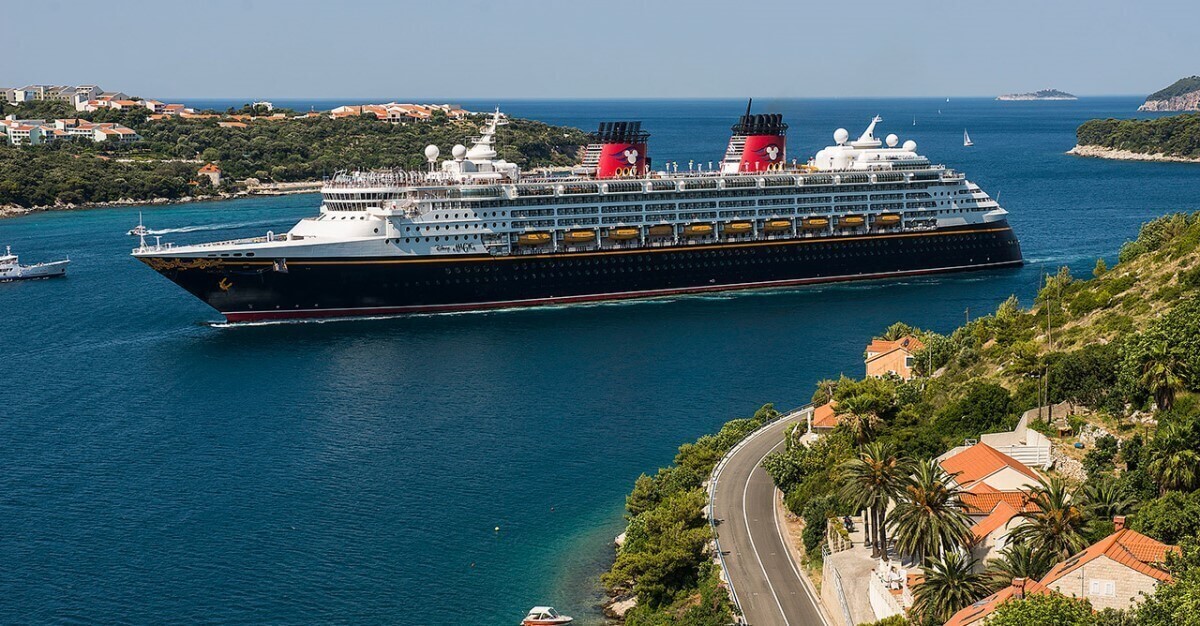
[971, 500, 1021, 540]
[962, 491, 1039, 516]
[1041, 527, 1179, 587]
[940, 443, 1041, 488]
[946, 578, 1051, 626]
[811, 401, 838, 429]
[865, 336, 925, 359]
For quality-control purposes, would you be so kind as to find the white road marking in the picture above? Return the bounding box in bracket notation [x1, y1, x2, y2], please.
[742, 423, 793, 626]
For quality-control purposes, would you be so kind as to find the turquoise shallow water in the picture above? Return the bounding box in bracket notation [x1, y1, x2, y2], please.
[1, 98, 1196, 624]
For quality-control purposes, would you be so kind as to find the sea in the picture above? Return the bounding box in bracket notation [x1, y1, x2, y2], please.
[1, 97, 1195, 624]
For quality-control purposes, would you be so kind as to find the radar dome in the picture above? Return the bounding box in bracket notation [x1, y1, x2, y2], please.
[424, 144, 440, 161]
[885, 134, 899, 147]
[902, 140, 917, 151]
[834, 128, 849, 145]
[452, 144, 467, 160]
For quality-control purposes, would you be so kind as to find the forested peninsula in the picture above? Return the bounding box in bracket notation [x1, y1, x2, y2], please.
[1070, 113, 1200, 162]
[0, 100, 588, 212]
[607, 212, 1200, 625]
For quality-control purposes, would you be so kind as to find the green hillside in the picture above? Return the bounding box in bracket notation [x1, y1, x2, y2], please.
[765, 212, 1200, 624]
[1146, 76, 1200, 102]
[1076, 113, 1200, 157]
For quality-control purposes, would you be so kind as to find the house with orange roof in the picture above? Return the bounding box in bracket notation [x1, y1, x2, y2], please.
[864, 336, 925, 380]
[937, 442, 1042, 492]
[969, 500, 1028, 566]
[808, 400, 839, 433]
[198, 163, 222, 186]
[1038, 516, 1179, 611]
[945, 577, 1053, 626]
[960, 483, 1038, 518]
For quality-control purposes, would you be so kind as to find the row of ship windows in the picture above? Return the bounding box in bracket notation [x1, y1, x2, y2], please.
[448, 183, 940, 208]
[378, 232, 989, 248]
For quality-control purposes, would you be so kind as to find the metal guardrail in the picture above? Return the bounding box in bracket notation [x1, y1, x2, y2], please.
[707, 403, 813, 624]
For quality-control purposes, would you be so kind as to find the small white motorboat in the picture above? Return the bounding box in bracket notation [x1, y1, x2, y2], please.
[521, 606, 573, 626]
[128, 212, 150, 237]
[0, 246, 69, 282]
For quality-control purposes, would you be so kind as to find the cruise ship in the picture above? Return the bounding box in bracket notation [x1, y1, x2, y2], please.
[134, 107, 1022, 322]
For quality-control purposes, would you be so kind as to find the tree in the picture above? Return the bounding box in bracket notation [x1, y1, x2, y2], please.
[1130, 491, 1200, 544]
[1080, 476, 1134, 521]
[987, 593, 1097, 626]
[812, 378, 838, 405]
[984, 543, 1056, 589]
[889, 460, 974, 562]
[1011, 477, 1090, 560]
[839, 442, 911, 558]
[910, 552, 989, 625]
[1134, 540, 1200, 626]
[835, 393, 884, 445]
[1148, 421, 1200, 495]
[1141, 343, 1188, 411]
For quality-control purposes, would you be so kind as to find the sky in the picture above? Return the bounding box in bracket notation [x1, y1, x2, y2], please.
[3, 0, 1198, 100]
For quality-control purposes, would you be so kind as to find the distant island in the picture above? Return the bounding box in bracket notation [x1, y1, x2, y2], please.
[996, 89, 1077, 101]
[1069, 112, 1200, 163]
[1138, 76, 1200, 112]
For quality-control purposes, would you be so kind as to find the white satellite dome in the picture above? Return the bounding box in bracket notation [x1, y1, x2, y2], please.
[885, 134, 899, 148]
[452, 144, 467, 160]
[834, 128, 849, 145]
[424, 144, 440, 161]
[902, 140, 917, 151]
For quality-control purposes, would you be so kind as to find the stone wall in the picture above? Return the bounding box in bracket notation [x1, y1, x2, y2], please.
[1045, 556, 1162, 611]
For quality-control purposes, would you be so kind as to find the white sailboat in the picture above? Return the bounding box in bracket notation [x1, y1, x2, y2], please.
[963, 129, 974, 147]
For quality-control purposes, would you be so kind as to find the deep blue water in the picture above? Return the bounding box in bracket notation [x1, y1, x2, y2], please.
[2, 98, 1197, 624]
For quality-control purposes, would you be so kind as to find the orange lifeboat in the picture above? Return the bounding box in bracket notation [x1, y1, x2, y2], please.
[838, 215, 865, 228]
[725, 221, 753, 233]
[517, 231, 552, 246]
[765, 219, 793, 231]
[565, 229, 596, 242]
[802, 217, 829, 230]
[684, 223, 713, 237]
[876, 213, 901, 226]
[648, 224, 674, 236]
[607, 227, 639, 240]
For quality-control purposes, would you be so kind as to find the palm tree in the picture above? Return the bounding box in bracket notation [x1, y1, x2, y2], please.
[1010, 477, 1089, 560]
[888, 459, 974, 563]
[911, 551, 990, 625]
[834, 393, 882, 445]
[839, 442, 912, 558]
[1140, 343, 1187, 411]
[814, 378, 838, 405]
[1147, 422, 1200, 494]
[1080, 476, 1134, 520]
[983, 543, 1055, 590]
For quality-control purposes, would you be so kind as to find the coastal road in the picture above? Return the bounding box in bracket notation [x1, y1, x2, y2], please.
[711, 411, 830, 626]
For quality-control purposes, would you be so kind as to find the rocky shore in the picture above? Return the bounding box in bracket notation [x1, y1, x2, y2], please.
[1067, 144, 1200, 164]
[1138, 91, 1200, 112]
[0, 180, 323, 219]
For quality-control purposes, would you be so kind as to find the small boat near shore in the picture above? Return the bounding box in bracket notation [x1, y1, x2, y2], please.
[128, 212, 150, 237]
[521, 606, 572, 626]
[0, 246, 70, 282]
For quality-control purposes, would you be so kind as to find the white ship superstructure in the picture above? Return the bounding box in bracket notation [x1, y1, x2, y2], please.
[134, 107, 1022, 322]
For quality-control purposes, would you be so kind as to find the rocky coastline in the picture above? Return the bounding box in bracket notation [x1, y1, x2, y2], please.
[1067, 144, 1200, 164]
[1138, 89, 1200, 112]
[0, 180, 323, 219]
